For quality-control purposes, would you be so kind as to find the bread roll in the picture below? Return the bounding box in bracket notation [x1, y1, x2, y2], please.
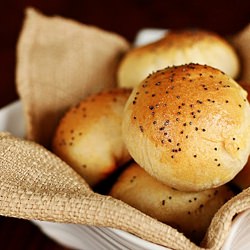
[52, 88, 132, 187]
[110, 162, 234, 243]
[231, 83, 250, 190]
[118, 29, 240, 88]
[122, 63, 250, 191]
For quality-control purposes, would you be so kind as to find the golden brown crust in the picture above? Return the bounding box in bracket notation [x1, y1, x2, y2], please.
[52, 88, 132, 187]
[231, 83, 250, 190]
[110, 162, 234, 243]
[122, 64, 250, 191]
[118, 29, 240, 88]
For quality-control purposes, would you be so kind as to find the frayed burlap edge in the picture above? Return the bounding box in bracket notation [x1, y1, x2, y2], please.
[202, 188, 250, 249]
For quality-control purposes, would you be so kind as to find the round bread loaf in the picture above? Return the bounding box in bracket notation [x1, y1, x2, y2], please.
[122, 63, 250, 191]
[118, 29, 240, 88]
[52, 88, 132, 187]
[110, 162, 234, 243]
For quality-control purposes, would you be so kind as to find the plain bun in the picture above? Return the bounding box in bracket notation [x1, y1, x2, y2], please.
[110, 162, 234, 243]
[118, 29, 240, 88]
[52, 88, 132, 187]
[231, 83, 250, 190]
[122, 63, 250, 191]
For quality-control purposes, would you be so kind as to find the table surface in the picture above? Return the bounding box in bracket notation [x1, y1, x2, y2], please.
[0, 1, 250, 249]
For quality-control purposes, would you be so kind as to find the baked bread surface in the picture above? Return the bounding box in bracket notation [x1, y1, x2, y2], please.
[122, 64, 250, 191]
[52, 88, 132, 187]
[110, 162, 234, 243]
[118, 29, 240, 88]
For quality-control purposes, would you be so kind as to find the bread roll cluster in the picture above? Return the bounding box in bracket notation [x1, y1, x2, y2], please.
[115, 63, 250, 242]
[52, 29, 250, 243]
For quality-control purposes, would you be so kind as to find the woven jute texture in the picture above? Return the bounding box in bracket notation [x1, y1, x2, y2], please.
[0, 132, 200, 250]
[1, 131, 250, 250]
[16, 8, 129, 148]
[1, 7, 250, 250]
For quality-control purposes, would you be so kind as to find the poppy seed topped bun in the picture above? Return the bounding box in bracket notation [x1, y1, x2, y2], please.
[118, 29, 240, 88]
[52, 88, 132, 187]
[122, 63, 250, 191]
[110, 162, 234, 243]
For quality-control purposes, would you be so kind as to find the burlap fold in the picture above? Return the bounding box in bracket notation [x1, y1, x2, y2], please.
[0, 132, 199, 250]
[1, 7, 250, 250]
[16, 8, 130, 148]
[1, 131, 250, 250]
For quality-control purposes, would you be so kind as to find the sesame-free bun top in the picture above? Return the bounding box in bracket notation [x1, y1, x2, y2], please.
[52, 88, 132, 187]
[110, 162, 234, 243]
[122, 63, 250, 191]
[118, 29, 240, 88]
[231, 84, 250, 190]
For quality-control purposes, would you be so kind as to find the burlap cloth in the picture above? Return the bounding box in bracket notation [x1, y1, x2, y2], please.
[1, 7, 250, 250]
